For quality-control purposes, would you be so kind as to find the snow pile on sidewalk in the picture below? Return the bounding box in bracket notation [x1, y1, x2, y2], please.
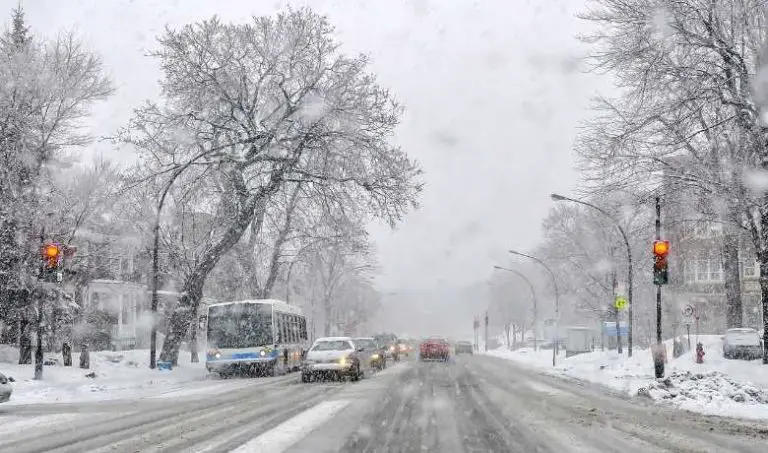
[0, 345, 208, 405]
[486, 335, 768, 420]
[638, 371, 768, 404]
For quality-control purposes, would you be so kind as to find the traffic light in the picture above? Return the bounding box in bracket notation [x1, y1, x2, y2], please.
[653, 240, 670, 285]
[41, 243, 61, 281]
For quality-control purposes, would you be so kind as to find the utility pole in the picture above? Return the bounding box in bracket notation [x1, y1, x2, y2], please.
[35, 227, 46, 381]
[484, 311, 489, 352]
[613, 269, 622, 354]
[652, 196, 670, 378]
[36, 224, 63, 380]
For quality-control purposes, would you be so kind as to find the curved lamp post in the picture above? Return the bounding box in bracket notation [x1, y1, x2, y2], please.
[493, 265, 539, 351]
[508, 250, 559, 366]
[550, 193, 634, 357]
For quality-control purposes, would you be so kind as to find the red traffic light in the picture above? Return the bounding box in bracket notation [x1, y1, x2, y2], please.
[42, 243, 61, 269]
[653, 240, 670, 256]
[44, 244, 60, 258]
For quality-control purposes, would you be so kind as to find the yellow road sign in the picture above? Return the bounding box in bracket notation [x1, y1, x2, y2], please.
[615, 296, 628, 310]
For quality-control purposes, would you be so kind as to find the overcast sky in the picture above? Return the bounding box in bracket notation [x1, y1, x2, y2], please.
[15, 0, 607, 295]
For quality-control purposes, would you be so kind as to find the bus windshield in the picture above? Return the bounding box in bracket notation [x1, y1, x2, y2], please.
[207, 303, 273, 349]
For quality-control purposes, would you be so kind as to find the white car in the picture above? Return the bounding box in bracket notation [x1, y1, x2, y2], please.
[723, 328, 763, 360]
[0, 372, 13, 403]
[301, 337, 365, 383]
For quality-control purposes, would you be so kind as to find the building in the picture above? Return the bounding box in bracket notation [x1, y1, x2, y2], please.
[662, 163, 762, 334]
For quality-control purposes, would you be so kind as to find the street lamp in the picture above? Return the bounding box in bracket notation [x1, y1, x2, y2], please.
[508, 250, 559, 366]
[550, 193, 635, 357]
[493, 265, 538, 351]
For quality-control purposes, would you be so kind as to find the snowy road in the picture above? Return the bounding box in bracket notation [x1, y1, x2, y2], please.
[1, 355, 767, 452]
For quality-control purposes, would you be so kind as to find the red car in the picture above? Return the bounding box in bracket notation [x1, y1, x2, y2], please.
[419, 337, 451, 361]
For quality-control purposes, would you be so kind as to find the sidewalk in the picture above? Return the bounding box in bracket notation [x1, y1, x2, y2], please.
[484, 335, 768, 420]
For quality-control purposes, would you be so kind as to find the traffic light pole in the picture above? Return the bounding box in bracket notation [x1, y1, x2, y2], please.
[35, 227, 46, 380]
[654, 197, 664, 378]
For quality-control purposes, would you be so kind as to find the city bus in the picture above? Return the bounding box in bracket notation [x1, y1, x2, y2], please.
[205, 299, 308, 377]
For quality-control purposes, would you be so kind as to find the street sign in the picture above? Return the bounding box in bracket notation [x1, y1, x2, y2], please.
[614, 296, 628, 310]
[603, 322, 628, 337]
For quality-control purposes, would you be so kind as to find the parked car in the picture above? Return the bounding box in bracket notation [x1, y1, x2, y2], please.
[301, 337, 365, 382]
[0, 372, 13, 403]
[454, 340, 473, 355]
[723, 328, 763, 360]
[420, 337, 451, 361]
[354, 337, 386, 371]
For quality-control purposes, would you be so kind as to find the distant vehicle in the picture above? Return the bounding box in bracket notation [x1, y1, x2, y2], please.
[205, 299, 309, 377]
[396, 339, 413, 357]
[354, 337, 386, 371]
[454, 340, 473, 355]
[0, 372, 12, 403]
[301, 337, 365, 382]
[420, 337, 451, 361]
[374, 333, 400, 362]
[723, 328, 763, 360]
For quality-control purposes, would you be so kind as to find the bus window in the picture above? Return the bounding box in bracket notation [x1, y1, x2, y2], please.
[288, 315, 299, 343]
[275, 313, 283, 344]
[299, 317, 308, 340]
[280, 313, 290, 344]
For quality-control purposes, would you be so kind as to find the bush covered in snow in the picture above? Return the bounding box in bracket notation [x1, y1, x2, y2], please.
[637, 371, 768, 406]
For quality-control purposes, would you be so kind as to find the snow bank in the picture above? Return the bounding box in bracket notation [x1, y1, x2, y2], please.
[485, 335, 768, 420]
[0, 346, 207, 404]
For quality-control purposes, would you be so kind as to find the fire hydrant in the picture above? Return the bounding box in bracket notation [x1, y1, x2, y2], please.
[695, 342, 705, 364]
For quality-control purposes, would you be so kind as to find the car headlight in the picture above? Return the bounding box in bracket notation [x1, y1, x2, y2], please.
[371, 353, 380, 360]
[339, 356, 348, 366]
[260, 350, 266, 357]
[389, 346, 395, 352]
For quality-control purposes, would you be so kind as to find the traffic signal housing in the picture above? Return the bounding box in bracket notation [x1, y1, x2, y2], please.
[41, 243, 62, 281]
[653, 240, 670, 285]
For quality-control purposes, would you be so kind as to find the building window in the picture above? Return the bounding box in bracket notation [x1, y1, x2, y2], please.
[709, 259, 722, 281]
[689, 258, 724, 282]
[695, 259, 708, 281]
[744, 260, 757, 278]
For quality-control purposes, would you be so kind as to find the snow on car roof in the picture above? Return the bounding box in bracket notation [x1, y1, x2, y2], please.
[314, 336, 353, 342]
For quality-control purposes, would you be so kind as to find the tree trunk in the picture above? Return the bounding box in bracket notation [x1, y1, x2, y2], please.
[160, 279, 204, 366]
[722, 221, 743, 328]
[17, 290, 32, 365]
[189, 309, 199, 363]
[158, 168, 286, 364]
[760, 257, 768, 364]
[323, 294, 333, 336]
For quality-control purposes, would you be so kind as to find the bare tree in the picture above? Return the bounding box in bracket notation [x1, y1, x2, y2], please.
[0, 7, 113, 365]
[119, 9, 422, 363]
[575, 0, 768, 331]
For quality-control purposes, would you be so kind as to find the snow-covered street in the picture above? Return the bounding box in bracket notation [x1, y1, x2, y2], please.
[486, 335, 768, 420]
[2, 355, 768, 453]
